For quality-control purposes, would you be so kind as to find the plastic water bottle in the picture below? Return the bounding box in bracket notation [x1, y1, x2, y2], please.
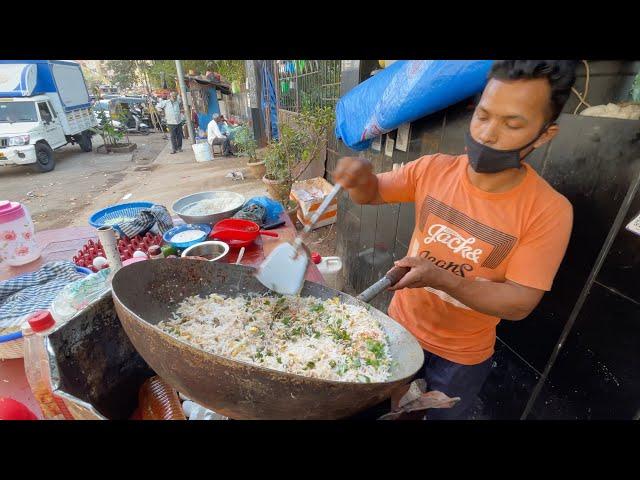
[311, 252, 343, 291]
[22, 311, 73, 420]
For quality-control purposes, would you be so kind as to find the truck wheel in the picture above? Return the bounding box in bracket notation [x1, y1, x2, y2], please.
[34, 143, 55, 172]
[78, 132, 93, 152]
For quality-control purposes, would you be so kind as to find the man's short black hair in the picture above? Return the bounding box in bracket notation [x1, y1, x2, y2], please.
[488, 60, 578, 122]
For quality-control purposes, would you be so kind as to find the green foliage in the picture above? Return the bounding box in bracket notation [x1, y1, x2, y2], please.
[263, 123, 310, 181]
[145, 60, 246, 89]
[631, 72, 640, 102]
[299, 106, 334, 141]
[91, 108, 125, 147]
[104, 60, 145, 90]
[231, 125, 258, 161]
[101, 60, 246, 92]
[263, 107, 335, 183]
[114, 104, 131, 145]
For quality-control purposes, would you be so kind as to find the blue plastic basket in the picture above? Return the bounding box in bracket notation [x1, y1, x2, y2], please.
[0, 266, 91, 359]
[88, 202, 155, 237]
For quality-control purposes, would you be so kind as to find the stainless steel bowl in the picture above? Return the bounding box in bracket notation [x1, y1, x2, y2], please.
[172, 191, 245, 225]
[181, 241, 230, 262]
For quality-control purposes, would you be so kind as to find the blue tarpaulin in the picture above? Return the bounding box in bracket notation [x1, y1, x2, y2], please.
[261, 63, 279, 141]
[335, 60, 494, 151]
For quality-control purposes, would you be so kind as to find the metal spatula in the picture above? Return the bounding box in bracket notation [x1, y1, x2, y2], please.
[255, 184, 342, 295]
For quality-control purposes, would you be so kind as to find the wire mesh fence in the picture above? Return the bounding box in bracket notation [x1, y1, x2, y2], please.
[273, 60, 342, 113]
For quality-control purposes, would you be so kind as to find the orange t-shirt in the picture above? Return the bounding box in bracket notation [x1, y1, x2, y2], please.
[377, 154, 573, 365]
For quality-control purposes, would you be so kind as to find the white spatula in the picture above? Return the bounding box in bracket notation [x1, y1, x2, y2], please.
[255, 184, 342, 295]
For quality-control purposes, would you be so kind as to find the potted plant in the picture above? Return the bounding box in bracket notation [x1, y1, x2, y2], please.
[262, 137, 292, 203]
[92, 106, 137, 154]
[261, 107, 335, 224]
[290, 106, 334, 181]
[231, 125, 265, 178]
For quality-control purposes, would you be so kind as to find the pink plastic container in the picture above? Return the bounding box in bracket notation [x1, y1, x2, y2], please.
[0, 200, 41, 266]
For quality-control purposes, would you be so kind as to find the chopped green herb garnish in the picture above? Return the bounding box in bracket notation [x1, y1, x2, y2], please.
[327, 325, 351, 342]
[310, 303, 324, 313]
[365, 358, 381, 368]
[366, 340, 385, 359]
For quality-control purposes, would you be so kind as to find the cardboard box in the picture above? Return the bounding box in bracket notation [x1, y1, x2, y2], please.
[290, 177, 338, 230]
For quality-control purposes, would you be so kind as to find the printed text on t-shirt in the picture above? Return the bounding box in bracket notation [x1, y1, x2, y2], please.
[423, 223, 483, 263]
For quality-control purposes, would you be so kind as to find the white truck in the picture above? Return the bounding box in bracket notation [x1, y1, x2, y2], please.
[0, 60, 98, 172]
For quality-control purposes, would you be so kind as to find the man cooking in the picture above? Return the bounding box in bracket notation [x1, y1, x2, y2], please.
[333, 60, 577, 420]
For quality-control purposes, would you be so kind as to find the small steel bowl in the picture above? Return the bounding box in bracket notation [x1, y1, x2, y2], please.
[181, 241, 230, 262]
[172, 191, 245, 225]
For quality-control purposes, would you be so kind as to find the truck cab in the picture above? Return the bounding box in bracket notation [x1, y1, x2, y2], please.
[0, 61, 97, 172]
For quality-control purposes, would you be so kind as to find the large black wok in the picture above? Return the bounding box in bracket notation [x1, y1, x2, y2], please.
[111, 259, 424, 419]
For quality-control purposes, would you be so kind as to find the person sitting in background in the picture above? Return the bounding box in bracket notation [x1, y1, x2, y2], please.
[207, 115, 233, 156]
[218, 114, 241, 141]
[218, 116, 230, 135]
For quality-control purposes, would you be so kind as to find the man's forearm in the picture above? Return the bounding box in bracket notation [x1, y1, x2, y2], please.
[347, 175, 383, 205]
[435, 273, 536, 320]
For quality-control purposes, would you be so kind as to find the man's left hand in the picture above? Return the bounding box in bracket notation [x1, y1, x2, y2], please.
[388, 256, 449, 291]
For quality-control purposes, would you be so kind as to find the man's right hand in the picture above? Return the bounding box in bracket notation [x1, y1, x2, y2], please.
[333, 157, 373, 189]
[332, 157, 383, 205]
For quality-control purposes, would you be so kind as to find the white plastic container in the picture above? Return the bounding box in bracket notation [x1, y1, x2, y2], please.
[0, 200, 41, 266]
[192, 143, 213, 162]
[312, 253, 343, 291]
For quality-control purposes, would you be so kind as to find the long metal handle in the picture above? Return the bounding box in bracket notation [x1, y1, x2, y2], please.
[356, 266, 410, 303]
[292, 183, 342, 252]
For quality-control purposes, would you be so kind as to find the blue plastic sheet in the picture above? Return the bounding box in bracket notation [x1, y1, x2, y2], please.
[261, 63, 279, 141]
[335, 60, 494, 151]
[244, 196, 284, 224]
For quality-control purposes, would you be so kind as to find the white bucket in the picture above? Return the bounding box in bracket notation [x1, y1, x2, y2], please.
[192, 143, 213, 162]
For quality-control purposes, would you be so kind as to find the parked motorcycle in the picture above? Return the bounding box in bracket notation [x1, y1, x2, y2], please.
[94, 109, 150, 135]
[132, 104, 166, 132]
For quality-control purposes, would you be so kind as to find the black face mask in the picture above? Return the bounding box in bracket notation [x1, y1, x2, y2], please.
[465, 125, 549, 174]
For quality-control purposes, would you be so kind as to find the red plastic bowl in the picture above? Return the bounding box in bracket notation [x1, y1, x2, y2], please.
[0, 397, 38, 420]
